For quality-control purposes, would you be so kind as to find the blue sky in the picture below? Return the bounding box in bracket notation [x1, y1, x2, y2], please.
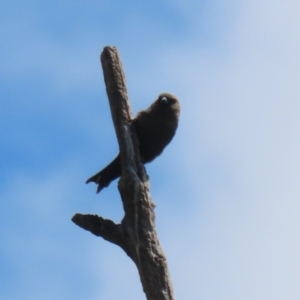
[1, 1, 300, 299]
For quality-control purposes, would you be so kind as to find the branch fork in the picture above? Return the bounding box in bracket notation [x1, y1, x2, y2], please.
[72, 46, 174, 300]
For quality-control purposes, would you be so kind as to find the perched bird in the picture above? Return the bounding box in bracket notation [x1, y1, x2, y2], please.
[86, 93, 180, 193]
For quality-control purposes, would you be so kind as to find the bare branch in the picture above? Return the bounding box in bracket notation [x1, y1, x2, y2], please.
[73, 46, 174, 300]
[72, 214, 120, 244]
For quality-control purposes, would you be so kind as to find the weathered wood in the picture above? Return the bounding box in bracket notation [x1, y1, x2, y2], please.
[72, 46, 174, 300]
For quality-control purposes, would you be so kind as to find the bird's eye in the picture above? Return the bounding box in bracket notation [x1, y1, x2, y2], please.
[160, 96, 168, 104]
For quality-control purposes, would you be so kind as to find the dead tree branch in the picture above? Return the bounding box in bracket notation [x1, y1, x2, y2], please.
[72, 46, 174, 300]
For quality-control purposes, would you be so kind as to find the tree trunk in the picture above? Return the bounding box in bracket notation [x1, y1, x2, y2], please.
[72, 46, 174, 300]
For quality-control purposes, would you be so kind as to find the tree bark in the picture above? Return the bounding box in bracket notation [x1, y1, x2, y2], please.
[72, 46, 174, 300]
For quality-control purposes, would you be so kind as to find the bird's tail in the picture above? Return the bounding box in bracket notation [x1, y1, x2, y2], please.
[86, 155, 121, 193]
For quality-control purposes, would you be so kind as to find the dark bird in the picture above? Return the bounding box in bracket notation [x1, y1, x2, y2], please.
[86, 93, 180, 193]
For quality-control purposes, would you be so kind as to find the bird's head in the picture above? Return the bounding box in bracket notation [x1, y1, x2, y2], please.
[155, 93, 180, 117]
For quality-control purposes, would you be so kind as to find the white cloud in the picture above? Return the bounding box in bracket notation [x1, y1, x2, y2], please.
[154, 1, 300, 299]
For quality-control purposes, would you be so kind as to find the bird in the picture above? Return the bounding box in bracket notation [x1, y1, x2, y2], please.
[86, 93, 180, 193]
